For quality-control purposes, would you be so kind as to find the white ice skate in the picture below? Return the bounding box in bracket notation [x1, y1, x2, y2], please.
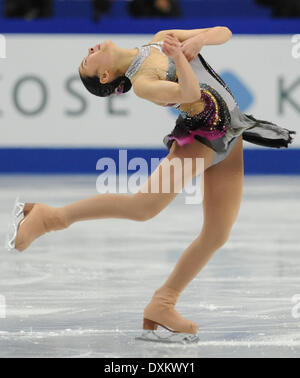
[135, 330, 199, 344]
[5, 196, 25, 252]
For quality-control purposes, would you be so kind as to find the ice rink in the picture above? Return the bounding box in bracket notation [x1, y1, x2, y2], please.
[0, 175, 300, 358]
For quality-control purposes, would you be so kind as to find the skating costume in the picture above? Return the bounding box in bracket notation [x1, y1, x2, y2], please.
[125, 42, 296, 167]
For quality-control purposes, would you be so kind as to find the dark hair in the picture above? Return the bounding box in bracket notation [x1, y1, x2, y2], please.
[79, 71, 132, 97]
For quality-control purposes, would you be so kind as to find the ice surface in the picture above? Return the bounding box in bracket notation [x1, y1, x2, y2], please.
[0, 175, 300, 358]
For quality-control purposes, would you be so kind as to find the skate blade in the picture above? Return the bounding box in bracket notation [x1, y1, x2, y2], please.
[135, 330, 199, 344]
[5, 196, 25, 252]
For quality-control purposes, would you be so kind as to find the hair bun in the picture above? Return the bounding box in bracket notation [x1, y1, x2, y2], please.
[79, 72, 132, 98]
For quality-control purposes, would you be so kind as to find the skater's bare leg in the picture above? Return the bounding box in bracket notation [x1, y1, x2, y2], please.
[13, 137, 243, 336]
[61, 140, 213, 225]
[163, 136, 244, 291]
[14, 139, 214, 251]
[146, 136, 244, 332]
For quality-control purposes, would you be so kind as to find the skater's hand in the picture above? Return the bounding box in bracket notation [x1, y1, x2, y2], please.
[180, 35, 204, 62]
[162, 32, 182, 59]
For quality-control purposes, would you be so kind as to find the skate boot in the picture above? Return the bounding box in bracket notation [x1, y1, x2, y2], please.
[136, 286, 199, 344]
[5, 197, 68, 252]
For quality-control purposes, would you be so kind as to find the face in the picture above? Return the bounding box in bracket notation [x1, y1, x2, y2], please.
[79, 40, 115, 83]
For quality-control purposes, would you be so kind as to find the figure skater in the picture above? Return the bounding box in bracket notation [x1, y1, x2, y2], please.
[6, 27, 296, 343]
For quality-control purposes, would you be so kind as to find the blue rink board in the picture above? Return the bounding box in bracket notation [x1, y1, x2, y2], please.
[0, 17, 299, 35]
[0, 147, 299, 175]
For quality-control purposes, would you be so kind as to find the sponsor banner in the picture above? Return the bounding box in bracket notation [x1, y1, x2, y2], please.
[0, 34, 299, 149]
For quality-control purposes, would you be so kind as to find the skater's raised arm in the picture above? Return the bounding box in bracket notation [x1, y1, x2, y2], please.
[133, 33, 201, 104]
[152, 26, 232, 62]
[152, 26, 232, 45]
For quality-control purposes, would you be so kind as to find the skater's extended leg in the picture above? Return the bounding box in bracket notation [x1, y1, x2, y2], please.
[14, 139, 214, 251]
[144, 136, 244, 334]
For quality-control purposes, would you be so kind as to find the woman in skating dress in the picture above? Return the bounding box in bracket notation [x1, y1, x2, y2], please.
[6, 27, 296, 342]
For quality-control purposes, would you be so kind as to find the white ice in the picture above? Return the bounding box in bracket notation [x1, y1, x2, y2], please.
[0, 175, 300, 358]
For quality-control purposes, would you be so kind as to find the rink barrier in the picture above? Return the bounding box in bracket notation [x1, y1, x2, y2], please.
[0, 147, 299, 175]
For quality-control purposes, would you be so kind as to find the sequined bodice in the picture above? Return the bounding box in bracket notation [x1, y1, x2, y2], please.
[126, 42, 161, 79]
[125, 42, 180, 107]
[125, 41, 238, 135]
[124, 42, 178, 95]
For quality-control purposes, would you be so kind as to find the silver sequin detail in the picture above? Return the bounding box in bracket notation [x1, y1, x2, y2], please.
[125, 42, 165, 80]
